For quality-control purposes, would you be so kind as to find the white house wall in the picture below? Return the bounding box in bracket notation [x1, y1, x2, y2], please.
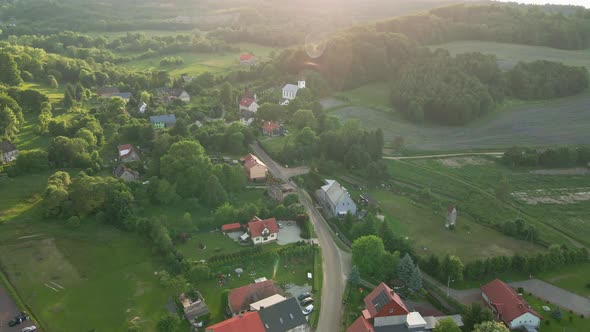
[510, 312, 540, 329]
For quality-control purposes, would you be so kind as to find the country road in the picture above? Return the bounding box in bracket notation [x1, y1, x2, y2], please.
[383, 152, 504, 160]
[250, 142, 352, 332]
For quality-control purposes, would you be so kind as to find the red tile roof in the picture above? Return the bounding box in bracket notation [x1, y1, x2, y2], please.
[243, 154, 267, 170]
[206, 311, 265, 332]
[262, 121, 280, 133]
[346, 316, 375, 332]
[364, 282, 409, 318]
[228, 280, 280, 314]
[481, 279, 542, 325]
[240, 53, 255, 61]
[117, 144, 135, 158]
[240, 97, 255, 107]
[222, 223, 242, 232]
[248, 216, 279, 238]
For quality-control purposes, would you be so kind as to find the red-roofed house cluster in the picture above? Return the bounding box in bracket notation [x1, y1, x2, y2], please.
[206, 279, 310, 332]
[262, 121, 285, 137]
[221, 215, 279, 246]
[346, 282, 463, 332]
[239, 92, 259, 119]
[481, 279, 542, 330]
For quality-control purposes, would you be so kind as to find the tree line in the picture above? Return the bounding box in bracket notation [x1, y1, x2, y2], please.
[502, 146, 590, 168]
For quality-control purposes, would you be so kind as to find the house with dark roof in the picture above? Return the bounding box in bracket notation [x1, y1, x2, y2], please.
[247, 216, 279, 245]
[481, 279, 542, 330]
[318, 180, 356, 217]
[206, 311, 265, 332]
[258, 297, 310, 332]
[150, 114, 177, 129]
[346, 282, 463, 332]
[154, 87, 190, 103]
[240, 53, 257, 66]
[228, 280, 281, 316]
[113, 164, 140, 182]
[97, 87, 120, 97]
[117, 144, 140, 163]
[0, 140, 18, 163]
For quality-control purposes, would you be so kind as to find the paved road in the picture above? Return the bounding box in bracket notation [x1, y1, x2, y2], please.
[424, 274, 590, 316]
[383, 152, 504, 160]
[0, 285, 36, 332]
[250, 142, 352, 332]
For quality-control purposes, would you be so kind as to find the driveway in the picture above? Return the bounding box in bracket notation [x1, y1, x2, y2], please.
[423, 274, 590, 316]
[0, 285, 37, 332]
[251, 142, 351, 332]
[277, 222, 303, 245]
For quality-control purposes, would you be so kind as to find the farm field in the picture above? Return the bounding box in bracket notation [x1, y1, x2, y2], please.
[432, 40, 590, 71]
[369, 189, 542, 262]
[118, 43, 276, 76]
[0, 216, 180, 332]
[538, 263, 590, 298]
[333, 82, 391, 111]
[397, 157, 590, 248]
[331, 91, 590, 152]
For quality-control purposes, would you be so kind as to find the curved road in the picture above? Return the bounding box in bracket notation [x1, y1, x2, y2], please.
[251, 143, 352, 332]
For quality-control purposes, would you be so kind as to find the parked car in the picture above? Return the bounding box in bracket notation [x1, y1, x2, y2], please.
[278, 222, 283, 228]
[8, 312, 29, 326]
[21, 326, 37, 332]
[298, 292, 311, 301]
[301, 297, 314, 306]
[302, 304, 314, 315]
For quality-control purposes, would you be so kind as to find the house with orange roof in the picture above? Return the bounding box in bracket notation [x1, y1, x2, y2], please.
[481, 279, 542, 330]
[227, 279, 281, 316]
[247, 216, 279, 245]
[117, 144, 141, 163]
[240, 53, 257, 66]
[206, 311, 265, 332]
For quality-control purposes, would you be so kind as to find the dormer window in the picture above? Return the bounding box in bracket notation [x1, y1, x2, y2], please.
[262, 228, 270, 236]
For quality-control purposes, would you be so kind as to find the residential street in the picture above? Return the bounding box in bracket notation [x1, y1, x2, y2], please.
[250, 142, 352, 332]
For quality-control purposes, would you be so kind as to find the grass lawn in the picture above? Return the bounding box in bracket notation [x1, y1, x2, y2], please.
[370, 189, 542, 262]
[539, 263, 590, 298]
[432, 40, 590, 71]
[330, 91, 590, 152]
[0, 171, 48, 223]
[118, 43, 276, 76]
[334, 82, 391, 111]
[524, 294, 589, 332]
[177, 232, 244, 261]
[259, 135, 291, 156]
[0, 217, 178, 332]
[198, 246, 317, 324]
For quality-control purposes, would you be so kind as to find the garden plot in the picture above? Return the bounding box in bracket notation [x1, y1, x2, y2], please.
[512, 188, 590, 205]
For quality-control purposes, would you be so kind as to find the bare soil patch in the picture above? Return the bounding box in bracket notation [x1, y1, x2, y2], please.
[530, 168, 590, 175]
[512, 188, 590, 205]
[438, 157, 492, 168]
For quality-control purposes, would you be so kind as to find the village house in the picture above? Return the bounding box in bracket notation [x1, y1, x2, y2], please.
[179, 291, 210, 323]
[97, 87, 132, 103]
[280, 81, 305, 105]
[113, 164, 140, 182]
[138, 102, 147, 114]
[0, 140, 18, 163]
[318, 180, 356, 217]
[262, 121, 285, 137]
[227, 279, 281, 316]
[154, 87, 190, 103]
[117, 144, 140, 163]
[481, 279, 542, 331]
[242, 153, 268, 181]
[240, 53, 257, 66]
[149, 114, 177, 129]
[239, 94, 259, 119]
[267, 178, 296, 202]
[347, 282, 463, 332]
[258, 297, 310, 332]
[206, 311, 265, 332]
[247, 216, 279, 245]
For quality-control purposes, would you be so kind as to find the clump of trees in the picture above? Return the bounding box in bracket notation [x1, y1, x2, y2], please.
[160, 56, 184, 67]
[352, 235, 402, 283]
[508, 61, 589, 99]
[502, 146, 590, 168]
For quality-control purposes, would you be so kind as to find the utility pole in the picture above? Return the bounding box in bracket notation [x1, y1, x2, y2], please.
[446, 275, 455, 297]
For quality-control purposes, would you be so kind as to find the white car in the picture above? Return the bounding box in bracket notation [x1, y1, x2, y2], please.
[302, 304, 314, 315]
[21, 326, 37, 332]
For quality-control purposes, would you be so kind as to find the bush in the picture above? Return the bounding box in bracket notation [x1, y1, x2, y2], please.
[517, 287, 524, 294]
[67, 216, 81, 228]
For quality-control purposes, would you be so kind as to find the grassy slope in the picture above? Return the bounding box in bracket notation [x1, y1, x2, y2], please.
[432, 40, 590, 71]
[118, 43, 276, 76]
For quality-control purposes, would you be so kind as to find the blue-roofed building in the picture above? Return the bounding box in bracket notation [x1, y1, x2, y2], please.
[150, 114, 177, 129]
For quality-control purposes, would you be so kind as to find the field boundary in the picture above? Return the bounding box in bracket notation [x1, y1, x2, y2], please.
[0, 266, 46, 331]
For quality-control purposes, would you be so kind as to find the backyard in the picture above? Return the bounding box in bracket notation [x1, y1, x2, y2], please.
[524, 294, 589, 332]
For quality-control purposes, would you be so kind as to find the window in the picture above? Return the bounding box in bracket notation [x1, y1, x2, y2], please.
[263, 237, 268, 241]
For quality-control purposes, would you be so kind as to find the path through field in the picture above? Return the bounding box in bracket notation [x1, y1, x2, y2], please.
[333, 92, 590, 151]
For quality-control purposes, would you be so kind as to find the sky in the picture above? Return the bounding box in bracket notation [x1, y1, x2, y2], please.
[495, 0, 590, 7]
